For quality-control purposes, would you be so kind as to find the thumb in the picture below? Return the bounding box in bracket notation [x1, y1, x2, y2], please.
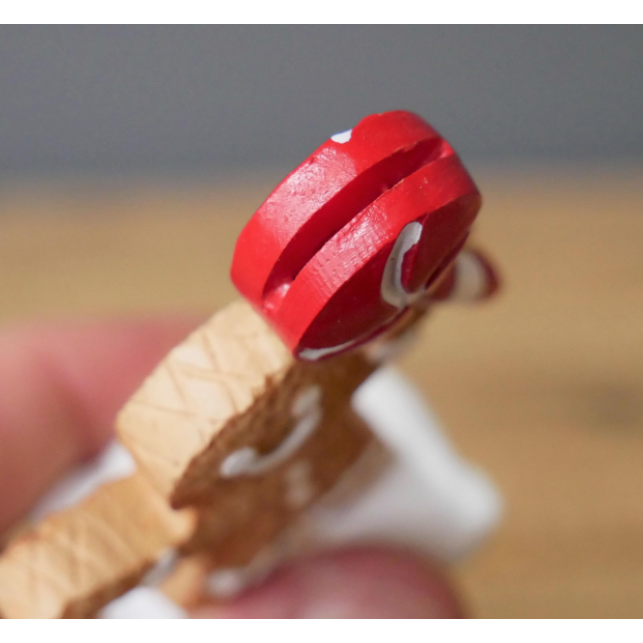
[191, 547, 463, 619]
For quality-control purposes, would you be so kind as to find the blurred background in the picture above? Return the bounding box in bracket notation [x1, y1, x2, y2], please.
[0, 25, 641, 175]
[1, 25, 642, 617]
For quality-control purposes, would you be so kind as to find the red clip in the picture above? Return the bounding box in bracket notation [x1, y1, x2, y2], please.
[232, 110, 481, 360]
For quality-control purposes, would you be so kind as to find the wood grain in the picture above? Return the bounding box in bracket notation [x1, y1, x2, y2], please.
[1, 168, 641, 617]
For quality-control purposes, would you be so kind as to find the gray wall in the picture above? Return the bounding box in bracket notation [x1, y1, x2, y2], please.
[0, 25, 641, 176]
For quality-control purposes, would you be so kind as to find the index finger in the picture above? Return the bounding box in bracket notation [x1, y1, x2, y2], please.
[0, 315, 201, 534]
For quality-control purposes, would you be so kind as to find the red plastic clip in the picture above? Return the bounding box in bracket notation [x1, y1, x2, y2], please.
[232, 110, 483, 360]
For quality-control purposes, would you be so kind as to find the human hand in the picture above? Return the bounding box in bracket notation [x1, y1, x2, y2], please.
[0, 317, 462, 618]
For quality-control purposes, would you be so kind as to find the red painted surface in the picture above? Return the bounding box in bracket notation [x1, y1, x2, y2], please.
[232, 110, 487, 360]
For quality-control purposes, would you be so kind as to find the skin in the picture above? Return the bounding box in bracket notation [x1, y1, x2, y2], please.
[0, 317, 462, 619]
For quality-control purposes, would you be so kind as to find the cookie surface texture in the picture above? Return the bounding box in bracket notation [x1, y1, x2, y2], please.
[117, 300, 374, 508]
[0, 475, 194, 619]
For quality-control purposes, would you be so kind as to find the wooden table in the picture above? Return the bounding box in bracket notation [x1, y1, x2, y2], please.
[1, 169, 642, 618]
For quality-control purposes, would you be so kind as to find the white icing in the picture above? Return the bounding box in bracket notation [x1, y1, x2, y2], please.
[449, 250, 487, 302]
[206, 547, 280, 598]
[205, 569, 247, 598]
[291, 385, 321, 416]
[299, 339, 358, 361]
[380, 221, 424, 309]
[331, 129, 352, 144]
[284, 461, 315, 509]
[219, 386, 322, 477]
[219, 448, 258, 477]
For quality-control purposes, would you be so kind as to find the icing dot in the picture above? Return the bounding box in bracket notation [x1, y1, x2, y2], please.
[285, 461, 315, 509]
[219, 447, 256, 478]
[206, 570, 246, 598]
[292, 385, 322, 417]
[331, 129, 352, 144]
